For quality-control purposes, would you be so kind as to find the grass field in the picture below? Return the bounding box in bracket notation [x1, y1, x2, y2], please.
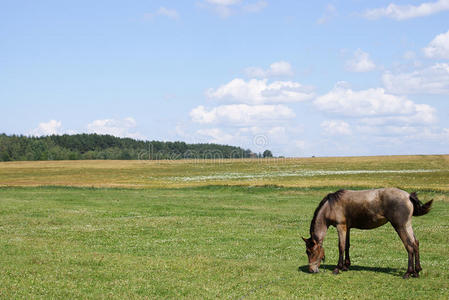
[1, 155, 449, 190]
[0, 156, 448, 298]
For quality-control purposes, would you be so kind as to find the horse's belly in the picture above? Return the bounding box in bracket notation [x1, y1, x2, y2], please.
[350, 216, 388, 229]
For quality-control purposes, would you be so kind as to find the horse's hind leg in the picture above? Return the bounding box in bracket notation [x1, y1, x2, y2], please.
[393, 224, 418, 279]
[414, 236, 422, 274]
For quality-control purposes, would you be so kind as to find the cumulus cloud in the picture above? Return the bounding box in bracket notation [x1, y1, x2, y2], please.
[314, 86, 436, 125]
[356, 125, 418, 136]
[382, 63, 449, 94]
[345, 49, 376, 72]
[190, 104, 295, 125]
[196, 128, 235, 145]
[87, 117, 145, 139]
[206, 78, 314, 104]
[321, 120, 351, 135]
[195, 125, 296, 155]
[364, 0, 449, 20]
[358, 105, 436, 126]
[356, 126, 449, 144]
[424, 29, 449, 59]
[30, 120, 63, 136]
[245, 61, 294, 78]
[315, 87, 411, 116]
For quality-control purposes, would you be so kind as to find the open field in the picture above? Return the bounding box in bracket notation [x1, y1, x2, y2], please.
[1, 155, 449, 190]
[0, 156, 448, 298]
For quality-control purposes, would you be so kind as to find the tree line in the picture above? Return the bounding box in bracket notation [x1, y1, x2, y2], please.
[0, 133, 273, 161]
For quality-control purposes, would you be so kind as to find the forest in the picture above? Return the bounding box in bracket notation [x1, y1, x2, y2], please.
[0, 133, 273, 161]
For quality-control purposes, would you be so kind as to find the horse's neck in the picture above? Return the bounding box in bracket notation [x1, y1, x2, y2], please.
[312, 205, 329, 244]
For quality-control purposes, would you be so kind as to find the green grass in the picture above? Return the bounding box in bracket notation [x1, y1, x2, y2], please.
[0, 186, 448, 299]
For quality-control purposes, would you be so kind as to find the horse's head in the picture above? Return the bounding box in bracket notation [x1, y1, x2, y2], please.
[302, 236, 325, 273]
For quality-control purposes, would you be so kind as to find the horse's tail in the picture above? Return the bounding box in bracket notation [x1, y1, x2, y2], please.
[409, 192, 433, 216]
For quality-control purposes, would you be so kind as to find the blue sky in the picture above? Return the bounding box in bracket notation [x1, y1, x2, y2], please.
[1, 0, 449, 156]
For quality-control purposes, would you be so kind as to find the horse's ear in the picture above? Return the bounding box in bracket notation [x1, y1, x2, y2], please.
[302, 236, 315, 247]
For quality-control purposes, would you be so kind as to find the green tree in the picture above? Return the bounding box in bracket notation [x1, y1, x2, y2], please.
[263, 150, 273, 158]
[0, 133, 270, 161]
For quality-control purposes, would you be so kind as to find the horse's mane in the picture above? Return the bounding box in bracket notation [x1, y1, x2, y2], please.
[310, 189, 345, 239]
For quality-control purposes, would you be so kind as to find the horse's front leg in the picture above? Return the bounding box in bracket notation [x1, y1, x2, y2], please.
[344, 228, 351, 269]
[333, 224, 347, 275]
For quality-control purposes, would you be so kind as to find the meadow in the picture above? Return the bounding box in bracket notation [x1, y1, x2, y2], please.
[0, 156, 448, 298]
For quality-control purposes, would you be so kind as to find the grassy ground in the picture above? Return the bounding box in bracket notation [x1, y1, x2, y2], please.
[0, 156, 448, 298]
[1, 155, 449, 190]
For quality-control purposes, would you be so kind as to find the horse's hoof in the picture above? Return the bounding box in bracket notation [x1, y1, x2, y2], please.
[402, 272, 411, 279]
[332, 268, 340, 275]
[412, 272, 419, 278]
[341, 266, 349, 271]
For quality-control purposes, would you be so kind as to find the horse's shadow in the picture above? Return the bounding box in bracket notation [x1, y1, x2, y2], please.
[298, 264, 402, 276]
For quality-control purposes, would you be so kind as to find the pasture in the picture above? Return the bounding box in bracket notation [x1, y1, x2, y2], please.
[0, 156, 448, 298]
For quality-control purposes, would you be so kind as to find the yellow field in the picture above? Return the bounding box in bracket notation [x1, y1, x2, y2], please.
[1, 155, 448, 191]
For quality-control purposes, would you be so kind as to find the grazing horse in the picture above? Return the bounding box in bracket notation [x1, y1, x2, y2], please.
[302, 188, 433, 278]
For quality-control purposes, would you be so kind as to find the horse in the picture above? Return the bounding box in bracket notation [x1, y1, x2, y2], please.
[302, 188, 433, 278]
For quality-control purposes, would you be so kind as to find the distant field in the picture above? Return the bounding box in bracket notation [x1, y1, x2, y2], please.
[1, 155, 448, 190]
[0, 156, 448, 298]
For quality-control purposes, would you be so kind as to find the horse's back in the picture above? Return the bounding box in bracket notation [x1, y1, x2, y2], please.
[340, 188, 412, 229]
[343, 188, 410, 206]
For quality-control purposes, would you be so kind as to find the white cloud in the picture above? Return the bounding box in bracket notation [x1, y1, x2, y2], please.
[314, 86, 436, 125]
[30, 120, 63, 136]
[315, 87, 411, 116]
[245, 61, 294, 78]
[364, 0, 449, 20]
[442, 128, 449, 142]
[206, 78, 314, 104]
[190, 104, 295, 125]
[424, 30, 449, 59]
[345, 49, 376, 72]
[413, 127, 449, 142]
[196, 128, 235, 144]
[321, 120, 351, 135]
[356, 126, 449, 144]
[317, 4, 337, 24]
[145, 7, 179, 20]
[356, 125, 418, 136]
[358, 104, 436, 126]
[87, 117, 145, 139]
[382, 63, 449, 94]
[194, 125, 301, 155]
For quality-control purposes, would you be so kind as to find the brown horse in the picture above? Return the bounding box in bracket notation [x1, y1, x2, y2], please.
[302, 188, 433, 278]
